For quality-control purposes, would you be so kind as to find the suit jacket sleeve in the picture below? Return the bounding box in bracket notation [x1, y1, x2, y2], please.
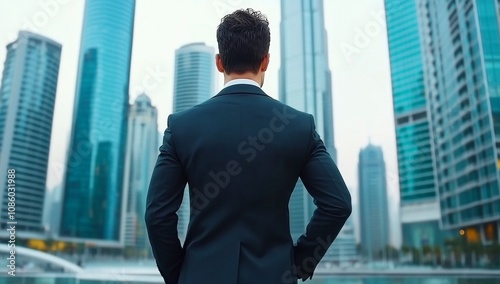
[145, 115, 187, 284]
[294, 114, 352, 281]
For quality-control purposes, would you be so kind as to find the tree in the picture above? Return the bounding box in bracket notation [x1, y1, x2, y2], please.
[400, 245, 412, 264]
[385, 245, 399, 261]
[432, 245, 442, 267]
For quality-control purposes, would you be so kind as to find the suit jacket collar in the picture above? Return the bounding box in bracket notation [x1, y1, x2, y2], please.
[214, 84, 268, 97]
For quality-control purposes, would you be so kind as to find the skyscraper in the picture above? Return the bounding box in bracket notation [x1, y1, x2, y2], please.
[122, 93, 158, 255]
[279, 0, 337, 244]
[418, 0, 500, 243]
[385, 0, 442, 249]
[358, 144, 390, 260]
[173, 42, 215, 241]
[59, 0, 135, 243]
[0, 31, 62, 235]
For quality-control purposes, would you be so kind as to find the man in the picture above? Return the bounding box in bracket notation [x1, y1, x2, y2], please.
[145, 8, 351, 284]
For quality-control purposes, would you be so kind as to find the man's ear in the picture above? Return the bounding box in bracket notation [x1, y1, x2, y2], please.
[216, 54, 225, 73]
[261, 53, 270, 72]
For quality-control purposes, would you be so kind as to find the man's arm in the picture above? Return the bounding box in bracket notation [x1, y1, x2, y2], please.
[294, 114, 352, 281]
[145, 115, 187, 284]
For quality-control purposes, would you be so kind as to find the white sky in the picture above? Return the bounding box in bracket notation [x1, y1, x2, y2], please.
[0, 0, 401, 247]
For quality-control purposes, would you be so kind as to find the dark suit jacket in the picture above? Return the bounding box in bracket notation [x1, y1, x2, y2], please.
[145, 84, 352, 284]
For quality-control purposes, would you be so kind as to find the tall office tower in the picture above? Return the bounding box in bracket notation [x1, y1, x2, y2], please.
[0, 31, 61, 235]
[59, 0, 135, 244]
[173, 42, 215, 241]
[359, 144, 390, 260]
[385, 0, 442, 249]
[173, 43, 215, 112]
[279, 0, 337, 246]
[417, 0, 500, 243]
[122, 93, 158, 256]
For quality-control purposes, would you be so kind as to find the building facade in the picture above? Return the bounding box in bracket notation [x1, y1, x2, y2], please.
[173, 42, 215, 241]
[418, 0, 500, 243]
[279, 0, 337, 245]
[0, 31, 61, 236]
[385, 0, 442, 249]
[359, 144, 390, 260]
[122, 93, 158, 256]
[59, 0, 136, 244]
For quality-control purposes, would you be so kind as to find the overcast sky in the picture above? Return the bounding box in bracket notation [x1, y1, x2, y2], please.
[0, 0, 401, 247]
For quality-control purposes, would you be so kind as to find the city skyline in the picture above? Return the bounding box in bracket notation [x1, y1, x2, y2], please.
[0, 0, 401, 246]
[1, 1, 500, 279]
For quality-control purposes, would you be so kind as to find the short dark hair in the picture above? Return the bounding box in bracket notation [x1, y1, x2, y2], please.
[216, 8, 270, 74]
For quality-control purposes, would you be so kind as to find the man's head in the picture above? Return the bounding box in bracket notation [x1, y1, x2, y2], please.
[216, 8, 271, 86]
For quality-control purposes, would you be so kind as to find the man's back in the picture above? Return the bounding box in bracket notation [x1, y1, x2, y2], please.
[173, 84, 310, 283]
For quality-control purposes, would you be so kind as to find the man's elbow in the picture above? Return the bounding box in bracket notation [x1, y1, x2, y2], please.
[340, 188, 353, 218]
[320, 196, 352, 221]
[341, 199, 352, 219]
[332, 191, 352, 221]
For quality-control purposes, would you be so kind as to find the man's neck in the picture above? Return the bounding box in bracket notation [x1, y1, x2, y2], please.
[224, 72, 262, 86]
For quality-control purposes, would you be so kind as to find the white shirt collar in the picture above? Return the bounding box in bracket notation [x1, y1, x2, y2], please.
[223, 78, 261, 89]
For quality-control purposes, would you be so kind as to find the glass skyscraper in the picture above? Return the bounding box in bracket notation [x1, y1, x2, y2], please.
[123, 93, 158, 255]
[279, 0, 337, 243]
[385, 0, 442, 249]
[358, 144, 390, 260]
[418, 0, 500, 242]
[60, 0, 135, 243]
[0, 31, 61, 235]
[173, 42, 215, 242]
